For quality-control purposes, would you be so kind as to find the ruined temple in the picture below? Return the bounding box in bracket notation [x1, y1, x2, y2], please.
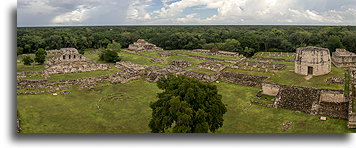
[44, 48, 108, 76]
[295, 46, 331, 76]
[331, 48, 356, 68]
[128, 39, 163, 52]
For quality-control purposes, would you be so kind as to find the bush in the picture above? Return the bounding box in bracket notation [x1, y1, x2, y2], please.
[22, 56, 34, 65]
[107, 42, 121, 52]
[99, 49, 121, 63]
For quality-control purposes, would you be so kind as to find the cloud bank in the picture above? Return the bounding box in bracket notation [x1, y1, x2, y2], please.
[17, 0, 356, 26]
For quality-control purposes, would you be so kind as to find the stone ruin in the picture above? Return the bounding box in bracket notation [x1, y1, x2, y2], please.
[115, 61, 148, 75]
[170, 60, 191, 68]
[220, 71, 269, 87]
[326, 77, 345, 84]
[295, 46, 331, 76]
[128, 39, 163, 52]
[158, 52, 176, 57]
[146, 60, 191, 82]
[331, 48, 356, 68]
[230, 61, 286, 73]
[44, 48, 108, 76]
[254, 52, 295, 57]
[260, 83, 349, 119]
[197, 62, 226, 72]
[192, 49, 241, 57]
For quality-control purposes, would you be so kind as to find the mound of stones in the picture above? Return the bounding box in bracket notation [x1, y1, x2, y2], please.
[326, 77, 345, 84]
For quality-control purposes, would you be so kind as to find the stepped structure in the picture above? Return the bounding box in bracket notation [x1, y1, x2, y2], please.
[128, 39, 163, 52]
[295, 46, 331, 76]
[331, 48, 356, 68]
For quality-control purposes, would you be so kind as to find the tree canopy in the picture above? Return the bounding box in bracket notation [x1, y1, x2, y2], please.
[149, 75, 227, 133]
[22, 56, 34, 65]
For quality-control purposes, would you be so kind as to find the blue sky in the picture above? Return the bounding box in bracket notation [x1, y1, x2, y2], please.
[17, 0, 356, 26]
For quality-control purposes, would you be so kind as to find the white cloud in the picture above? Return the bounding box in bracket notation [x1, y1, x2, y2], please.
[51, 5, 93, 24]
[126, 0, 153, 21]
[125, 0, 356, 25]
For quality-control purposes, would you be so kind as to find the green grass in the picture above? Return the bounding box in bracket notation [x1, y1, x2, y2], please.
[170, 50, 241, 61]
[17, 80, 162, 133]
[17, 80, 355, 133]
[254, 54, 295, 60]
[22, 73, 45, 80]
[17, 61, 45, 72]
[192, 68, 218, 75]
[48, 70, 113, 81]
[119, 52, 166, 67]
[266, 65, 345, 89]
[223, 68, 274, 77]
[138, 51, 163, 58]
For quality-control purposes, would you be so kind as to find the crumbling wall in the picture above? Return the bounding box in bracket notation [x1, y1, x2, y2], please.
[318, 102, 349, 119]
[220, 71, 268, 87]
[276, 86, 320, 114]
[197, 62, 226, 72]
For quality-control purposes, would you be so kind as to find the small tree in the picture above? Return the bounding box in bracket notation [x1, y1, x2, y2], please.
[34, 48, 47, 64]
[149, 75, 227, 133]
[107, 42, 122, 52]
[22, 56, 34, 66]
[99, 49, 121, 63]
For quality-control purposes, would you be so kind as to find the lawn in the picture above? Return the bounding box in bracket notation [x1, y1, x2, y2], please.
[48, 70, 113, 81]
[170, 50, 241, 61]
[17, 80, 355, 133]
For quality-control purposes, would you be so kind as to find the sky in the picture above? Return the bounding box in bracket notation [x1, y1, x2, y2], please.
[17, 0, 356, 27]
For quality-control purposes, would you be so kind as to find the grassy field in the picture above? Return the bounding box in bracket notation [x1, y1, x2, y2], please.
[170, 50, 241, 61]
[17, 79, 355, 133]
[48, 70, 114, 81]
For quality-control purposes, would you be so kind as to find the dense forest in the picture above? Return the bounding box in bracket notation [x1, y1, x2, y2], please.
[17, 25, 356, 57]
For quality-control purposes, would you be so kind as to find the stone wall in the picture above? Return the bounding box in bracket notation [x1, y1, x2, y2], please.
[332, 48, 356, 68]
[176, 53, 245, 64]
[261, 83, 280, 96]
[191, 49, 242, 57]
[295, 46, 331, 76]
[254, 52, 295, 57]
[197, 62, 226, 72]
[220, 71, 268, 87]
[230, 61, 286, 73]
[179, 70, 220, 82]
[318, 102, 349, 119]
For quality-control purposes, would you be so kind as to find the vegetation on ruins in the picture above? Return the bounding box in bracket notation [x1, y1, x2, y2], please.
[17, 26, 356, 56]
[149, 75, 227, 133]
[99, 49, 121, 63]
[22, 56, 33, 66]
[34, 48, 47, 64]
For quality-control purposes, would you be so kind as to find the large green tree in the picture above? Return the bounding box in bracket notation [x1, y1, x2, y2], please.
[34, 48, 47, 64]
[149, 75, 227, 133]
[22, 56, 34, 66]
[326, 35, 343, 52]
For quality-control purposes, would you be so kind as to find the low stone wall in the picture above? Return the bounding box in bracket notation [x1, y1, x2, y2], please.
[326, 77, 345, 84]
[254, 52, 295, 57]
[230, 61, 286, 73]
[276, 85, 320, 114]
[179, 70, 220, 82]
[171, 60, 191, 68]
[252, 57, 294, 62]
[197, 62, 226, 72]
[176, 53, 245, 64]
[261, 83, 280, 96]
[220, 71, 268, 87]
[191, 49, 242, 57]
[318, 102, 349, 119]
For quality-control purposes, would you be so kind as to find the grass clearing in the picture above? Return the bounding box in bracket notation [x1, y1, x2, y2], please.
[17, 80, 355, 133]
[170, 50, 241, 61]
[48, 70, 113, 81]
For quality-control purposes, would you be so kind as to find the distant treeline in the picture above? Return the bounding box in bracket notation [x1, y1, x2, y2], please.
[17, 25, 356, 57]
